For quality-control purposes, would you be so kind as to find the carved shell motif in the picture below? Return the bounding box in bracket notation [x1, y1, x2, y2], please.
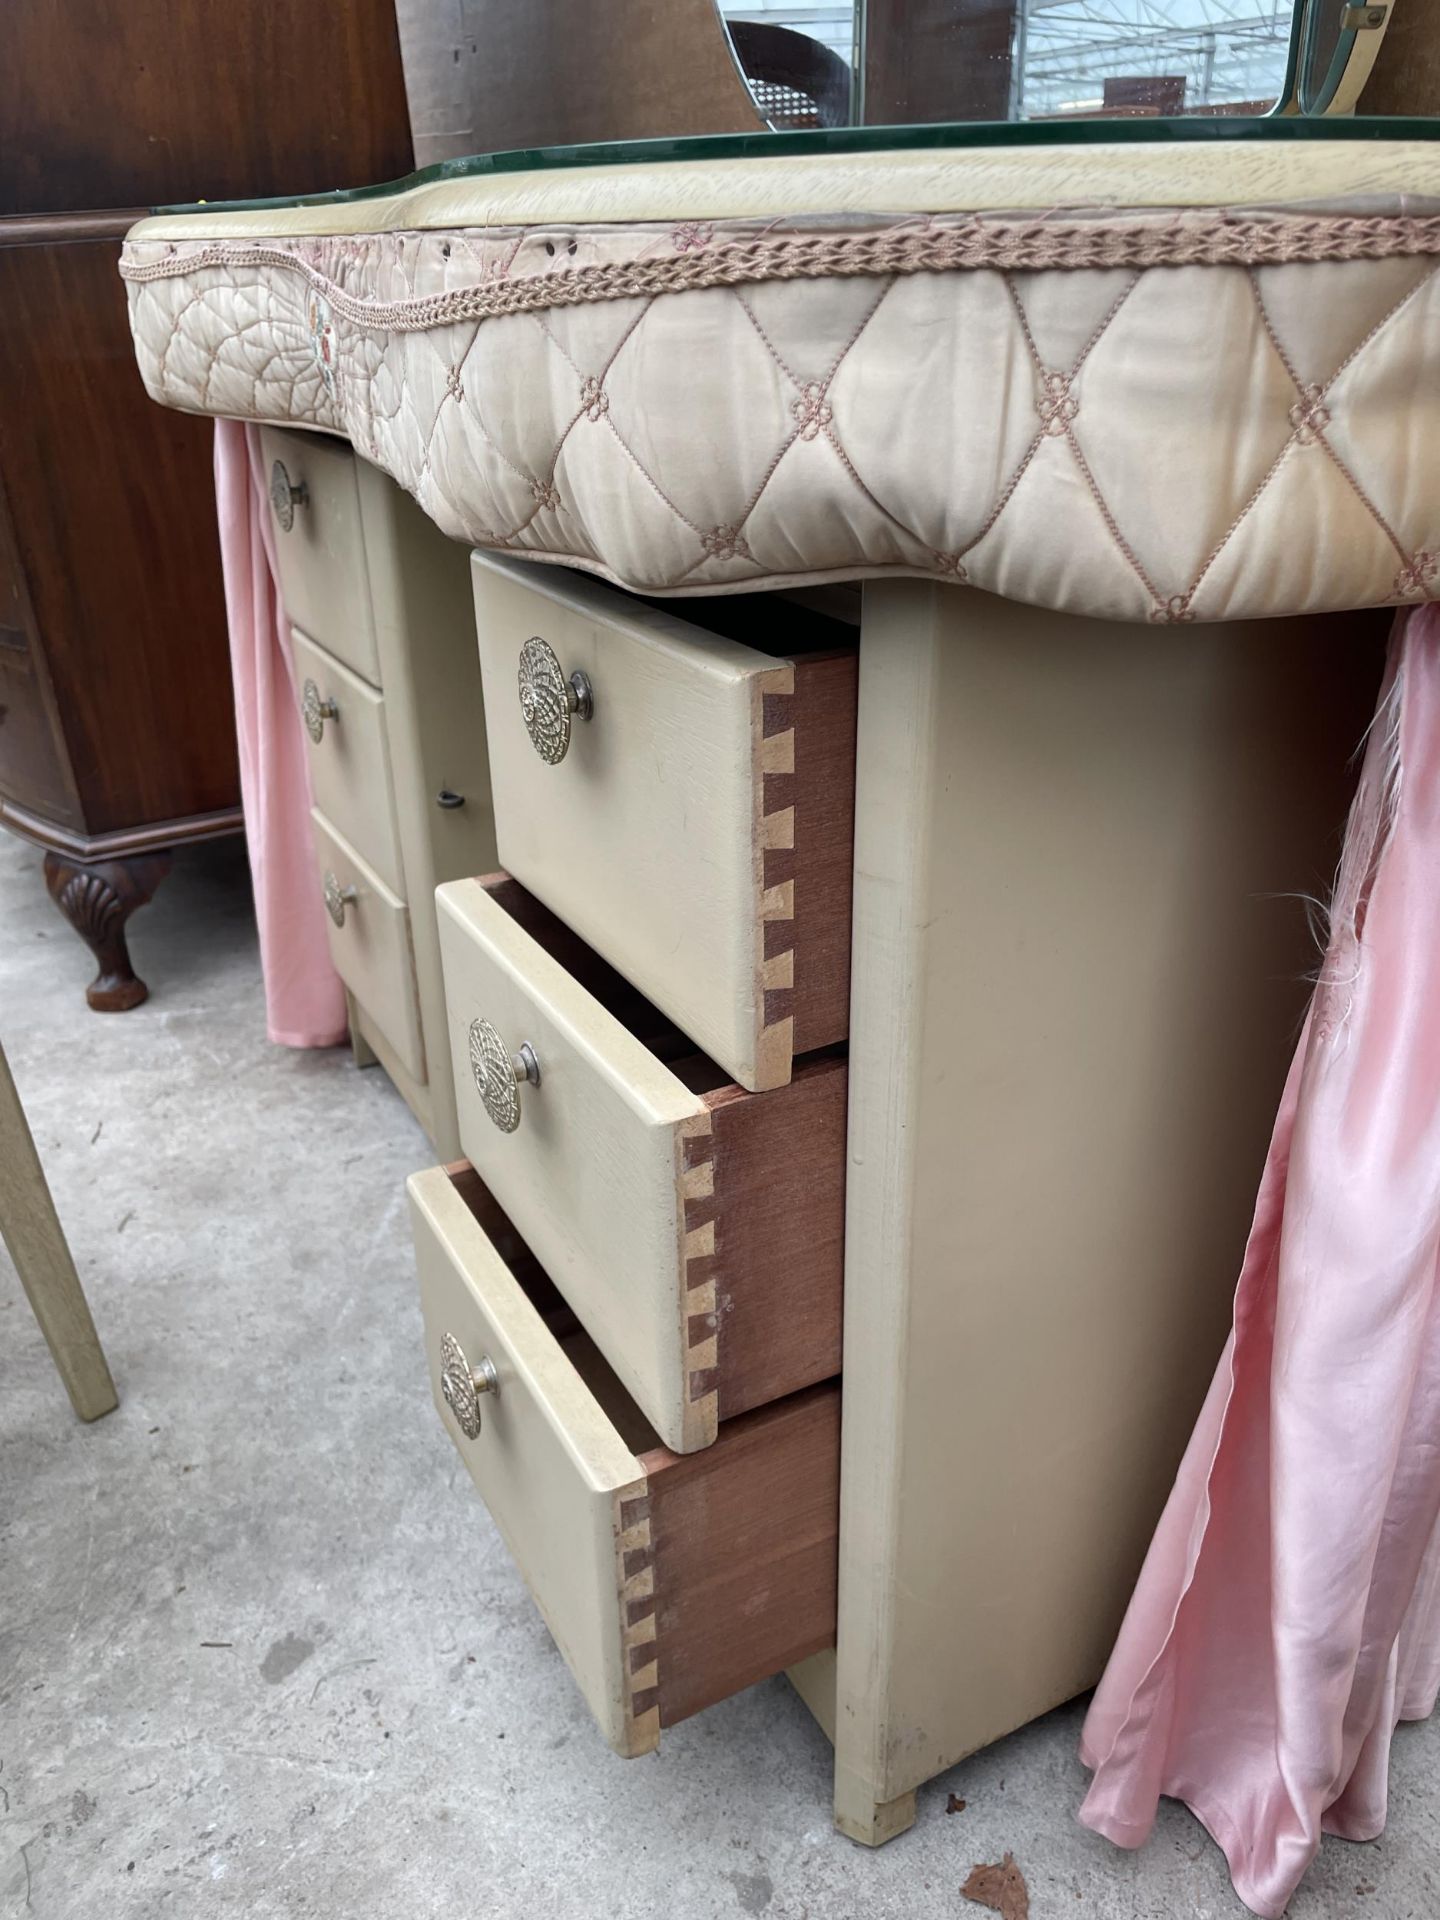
[468, 1017, 521, 1133]
[439, 1330, 482, 1440]
[517, 635, 573, 765]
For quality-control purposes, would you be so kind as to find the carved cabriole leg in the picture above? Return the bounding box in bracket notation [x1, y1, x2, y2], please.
[43, 851, 171, 1012]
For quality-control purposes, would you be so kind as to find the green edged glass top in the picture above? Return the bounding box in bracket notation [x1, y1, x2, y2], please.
[162, 113, 1440, 218]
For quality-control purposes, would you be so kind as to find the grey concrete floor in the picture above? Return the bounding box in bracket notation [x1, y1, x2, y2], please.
[2, 830, 1438, 1920]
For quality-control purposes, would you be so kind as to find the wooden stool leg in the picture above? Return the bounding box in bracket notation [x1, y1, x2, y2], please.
[0, 1046, 117, 1420]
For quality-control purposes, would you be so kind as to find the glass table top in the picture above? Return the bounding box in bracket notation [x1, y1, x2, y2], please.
[166, 111, 1440, 218]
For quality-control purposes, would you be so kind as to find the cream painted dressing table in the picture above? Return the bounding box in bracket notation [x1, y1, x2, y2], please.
[120, 120, 1440, 1840]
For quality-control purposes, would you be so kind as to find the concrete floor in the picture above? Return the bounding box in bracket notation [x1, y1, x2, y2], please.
[3, 831, 1439, 1920]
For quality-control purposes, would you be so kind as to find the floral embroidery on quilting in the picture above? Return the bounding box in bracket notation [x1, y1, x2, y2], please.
[445, 364, 465, 404]
[672, 222, 714, 253]
[530, 478, 560, 512]
[1150, 596, 1195, 625]
[1036, 370, 1079, 437]
[792, 382, 833, 441]
[701, 524, 751, 562]
[1288, 384, 1332, 445]
[580, 376, 609, 422]
[1395, 551, 1438, 599]
[930, 552, 969, 581]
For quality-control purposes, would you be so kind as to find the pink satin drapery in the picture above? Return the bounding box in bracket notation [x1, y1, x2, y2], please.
[213, 420, 348, 1049]
[1080, 602, 1440, 1916]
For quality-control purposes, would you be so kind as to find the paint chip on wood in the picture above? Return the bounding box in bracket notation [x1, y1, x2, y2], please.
[961, 1852, 1029, 1920]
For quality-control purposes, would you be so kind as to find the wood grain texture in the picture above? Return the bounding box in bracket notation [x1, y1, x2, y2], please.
[642, 1381, 841, 1726]
[0, 1042, 117, 1420]
[0, 237, 239, 839]
[759, 651, 858, 1063]
[704, 1054, 846, 1420]
[395, 0, 761, 169]
[863, 0, 1016, 124]
[1361, 2, 1440, 114]
[0, 0, 412, 218]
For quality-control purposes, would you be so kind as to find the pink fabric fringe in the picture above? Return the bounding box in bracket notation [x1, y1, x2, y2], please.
[213, 420, 347, 1049]
[1080, 602, 1440, 1915]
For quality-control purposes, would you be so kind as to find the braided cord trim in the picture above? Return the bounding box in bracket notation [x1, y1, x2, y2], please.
[120, 214, 1440, 330]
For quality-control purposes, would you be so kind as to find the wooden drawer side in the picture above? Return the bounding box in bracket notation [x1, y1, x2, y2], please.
[641, 1382, 841, 1727]
[441, 874, 846, 1453]
[412, 1163, 840, 1752]
[762, 650, 858, 1062]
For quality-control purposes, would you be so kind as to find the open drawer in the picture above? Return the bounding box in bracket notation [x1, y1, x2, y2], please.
[437, 874, 846, 1453]
[410, 1162, 840, 1757]
[472, 553, 858, 1092]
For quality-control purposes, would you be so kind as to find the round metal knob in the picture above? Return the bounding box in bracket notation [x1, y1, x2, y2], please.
[439, 1330, 498, 1440]
[518, 635, 593, 765]
[323, 871, 357, 928]
[468, 1017, 541, 1133]
[301, 678, 339, 743]
[269, 460, 309, 533]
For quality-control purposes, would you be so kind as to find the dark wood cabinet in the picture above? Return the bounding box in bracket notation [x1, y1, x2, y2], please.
[0, 2, 413, 1008]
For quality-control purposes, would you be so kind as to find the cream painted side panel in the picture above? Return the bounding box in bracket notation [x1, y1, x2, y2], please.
[291, 628, 405, 895]
[359, 461, 497, 1161]
[409, 1167, 649, 1755]
[472, 553, 767, 1088]
[310, 809, 425, 1083]
[259, 426, 381, 685]
[436, 878, 711, 1453]
[833, 585, 1383, 1836]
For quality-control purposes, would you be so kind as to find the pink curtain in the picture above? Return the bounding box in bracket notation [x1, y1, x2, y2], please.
[214, 420, 348, 1048]
[1080, 602, 1440, 1917]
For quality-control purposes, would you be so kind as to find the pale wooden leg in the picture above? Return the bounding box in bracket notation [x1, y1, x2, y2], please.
[834, 1780, 917, 1849]
[347, 991, 379, 1069]
[0, 1045, 117, 1420]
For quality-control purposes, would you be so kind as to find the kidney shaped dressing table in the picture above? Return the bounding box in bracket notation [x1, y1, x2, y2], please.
[119, 119, 1440, 1840]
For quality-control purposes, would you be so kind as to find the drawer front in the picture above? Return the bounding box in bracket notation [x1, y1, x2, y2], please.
[472, 554, 856, 1093]
[260, 426, 381, 686]
[292, 629, 404, 896]
[311, 810, 425, 1082]
[409, 1163, 840, 1757]
[438, 876, 845, 1454]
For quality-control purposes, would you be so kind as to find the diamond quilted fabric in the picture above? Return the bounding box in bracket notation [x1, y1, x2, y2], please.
[121, 204, 1440, 625]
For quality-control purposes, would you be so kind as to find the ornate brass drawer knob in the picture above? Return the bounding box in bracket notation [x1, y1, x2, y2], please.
[269, 459, 309, 533]
[518, 635, 593, 764]
[468, 1016, 541, 1133]
[301, 677, 339, 743]
[323, 870, 357, 928]
[439, 1330, 498, 1440]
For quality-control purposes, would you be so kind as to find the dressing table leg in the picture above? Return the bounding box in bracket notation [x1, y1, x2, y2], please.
[43, 851, 171, 1012]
